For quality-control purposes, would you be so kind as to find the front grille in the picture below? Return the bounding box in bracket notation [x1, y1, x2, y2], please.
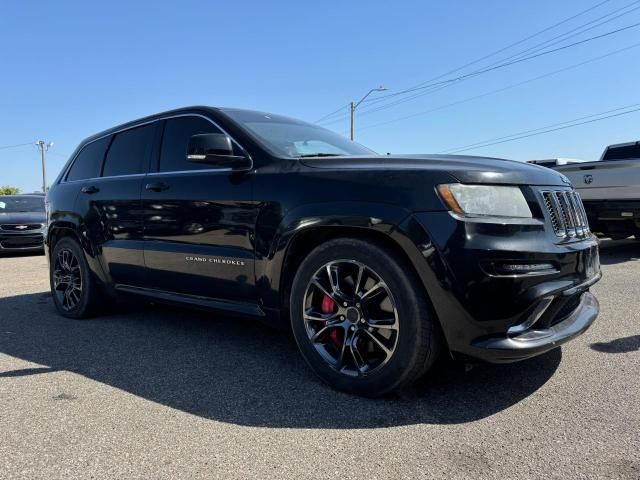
[541, 190, 590, 239]
[0, 235, 43, 248]
[0, 223, 43, 231]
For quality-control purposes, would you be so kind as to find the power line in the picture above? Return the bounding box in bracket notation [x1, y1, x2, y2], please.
[441, 103, 640, 154]
[314, 0, 615, 124]
[377, 0, 616, 100]
[318, 1, 640, 126]
[351, 41, 640, 133]
[345, 20, 640, 121]
[314, 103, 350, 124]
[0, 142, 32, 150]
[356, 0, 638, 111]
[446, 103, 640, 152]
[495, 0, 640, 66]
[321, 20, 640, 126]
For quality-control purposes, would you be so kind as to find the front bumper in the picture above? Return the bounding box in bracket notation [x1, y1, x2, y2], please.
[409, 208, 602, 364]
[0, 233, 45, 252]
[469, 290, 599, 363]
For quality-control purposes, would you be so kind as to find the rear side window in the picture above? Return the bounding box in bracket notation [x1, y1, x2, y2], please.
[103, 124, 155, 177]
[159, 116, 224, 172]
[602, 144, 640, 161]
[66, 137, 110, 181]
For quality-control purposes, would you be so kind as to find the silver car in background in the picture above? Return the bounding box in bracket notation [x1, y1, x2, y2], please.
[555, 141, 640, 240]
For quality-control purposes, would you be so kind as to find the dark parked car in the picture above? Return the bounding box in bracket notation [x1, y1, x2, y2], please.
[45, 107, 601, 396]
[0, 194, 46, 253]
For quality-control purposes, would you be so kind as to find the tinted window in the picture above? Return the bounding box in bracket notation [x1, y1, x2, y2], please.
[66, 137, 110, 181]
[103, 124, 155, 177]
[222, 109, 375, 157]
[159, 116, 223, 172]
[0, 196, 44, 213]
[602, 144, 640, 161]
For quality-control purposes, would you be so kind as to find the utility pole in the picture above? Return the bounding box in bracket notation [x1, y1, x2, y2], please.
[350, 102, 355, 141]
[350, 86, 387, 141]
[35, 140, 53, 193]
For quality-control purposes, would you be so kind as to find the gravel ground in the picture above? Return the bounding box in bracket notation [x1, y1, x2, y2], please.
[0, 240, 638, 479]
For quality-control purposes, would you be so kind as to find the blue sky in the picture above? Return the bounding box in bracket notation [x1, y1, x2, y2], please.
[1, 0, 639, 192]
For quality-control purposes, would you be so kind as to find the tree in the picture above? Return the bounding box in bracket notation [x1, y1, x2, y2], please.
[0, 186, 20, 195]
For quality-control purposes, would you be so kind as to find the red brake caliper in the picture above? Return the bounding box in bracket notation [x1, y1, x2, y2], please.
[321, 294, 342, 346]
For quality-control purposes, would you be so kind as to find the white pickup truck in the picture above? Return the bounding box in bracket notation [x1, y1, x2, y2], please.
[554, 141, 640, 240]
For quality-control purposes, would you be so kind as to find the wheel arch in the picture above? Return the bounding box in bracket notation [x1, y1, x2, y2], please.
[279, 225, 415, 305]
[47, 222, 110, 285]
[47, 223, 83, 251]
[260, 202, 447, 342]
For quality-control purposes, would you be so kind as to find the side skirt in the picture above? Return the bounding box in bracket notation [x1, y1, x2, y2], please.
[114, 284, 266, 318]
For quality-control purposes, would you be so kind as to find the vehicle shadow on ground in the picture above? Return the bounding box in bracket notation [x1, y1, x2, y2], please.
[598, 239, 640, 265]
[0, 292, 561, 429]
[591, 335, 640, 354]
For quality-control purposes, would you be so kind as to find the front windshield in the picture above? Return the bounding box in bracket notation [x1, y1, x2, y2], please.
[0, 196, 45, 213]
[222, 109, 375, 158]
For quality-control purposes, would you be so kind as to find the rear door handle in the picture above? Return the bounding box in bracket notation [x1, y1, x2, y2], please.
[145, 182, 170, 192]
[81, 185, 100, 194]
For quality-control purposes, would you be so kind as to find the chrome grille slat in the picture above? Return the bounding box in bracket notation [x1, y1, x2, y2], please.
[566, 193, 581, 236]
[543, 192, 563, 236]
[556, 192, 575, 236]
[541, 189, 590, 239]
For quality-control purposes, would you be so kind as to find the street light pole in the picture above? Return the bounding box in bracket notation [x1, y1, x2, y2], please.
[35, 140, 53, 193]
[350, 86, 387, 141]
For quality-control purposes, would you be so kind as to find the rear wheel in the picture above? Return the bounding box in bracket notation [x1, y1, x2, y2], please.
[50, 237, 102, 319]
[290, 238, 440, 396]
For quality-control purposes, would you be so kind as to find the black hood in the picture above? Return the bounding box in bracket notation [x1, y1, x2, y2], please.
[0, 211, 46, 225]
[301, 154, 570, 187]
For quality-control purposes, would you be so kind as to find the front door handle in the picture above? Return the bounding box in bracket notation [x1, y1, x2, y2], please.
[145, 182, 170, 192]
[81, 185, 100, 194]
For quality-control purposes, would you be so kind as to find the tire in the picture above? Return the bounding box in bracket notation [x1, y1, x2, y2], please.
[289, 237, 440, 397]
[50, 237, 103, 319]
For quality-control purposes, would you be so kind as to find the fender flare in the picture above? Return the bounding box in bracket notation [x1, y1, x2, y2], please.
[257, 201, 431, 310]
[47, 220, 110, 285]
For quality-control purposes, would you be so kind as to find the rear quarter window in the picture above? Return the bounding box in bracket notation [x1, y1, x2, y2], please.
[66, 137, 111, 181]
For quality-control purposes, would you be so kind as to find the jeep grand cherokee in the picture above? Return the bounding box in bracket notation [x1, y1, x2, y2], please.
[45, 107, 601, 396]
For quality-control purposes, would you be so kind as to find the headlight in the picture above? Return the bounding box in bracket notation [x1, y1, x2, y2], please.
[437, 184, 532, 218]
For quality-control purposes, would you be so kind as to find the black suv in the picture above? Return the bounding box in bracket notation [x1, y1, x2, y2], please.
[46, 107, 601, 396]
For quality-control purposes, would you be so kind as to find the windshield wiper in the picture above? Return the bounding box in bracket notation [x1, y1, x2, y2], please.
[297, 153, 343, 158]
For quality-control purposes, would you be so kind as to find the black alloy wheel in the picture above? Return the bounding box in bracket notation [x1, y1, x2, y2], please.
[302, 260, 399, 376]
[52, 248, 83, 311]
[290, 238, 440, 397]
[50, 237, 102, 319]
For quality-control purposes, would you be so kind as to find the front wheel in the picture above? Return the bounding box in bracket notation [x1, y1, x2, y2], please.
[290, 238, 440, 397]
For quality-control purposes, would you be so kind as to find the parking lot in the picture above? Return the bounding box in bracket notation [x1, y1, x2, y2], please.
[0, 240, 637, 479]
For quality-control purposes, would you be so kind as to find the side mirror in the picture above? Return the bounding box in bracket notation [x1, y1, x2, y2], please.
[186, 133, 252, 171]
